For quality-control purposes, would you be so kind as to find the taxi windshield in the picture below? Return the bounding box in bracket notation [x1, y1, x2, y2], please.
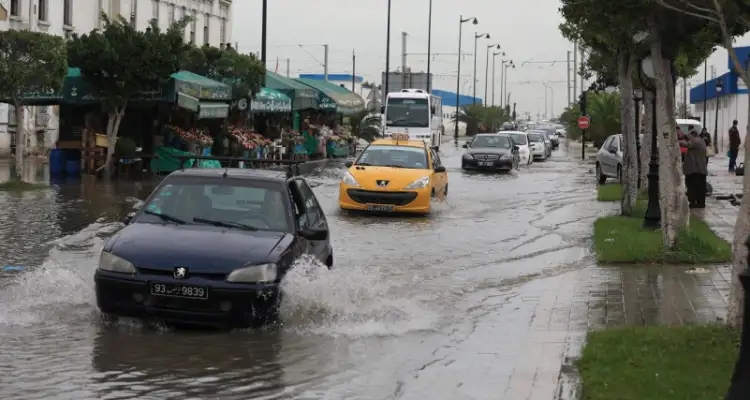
[470, 135, 511, 148]
[355, 145, 428, 169]
[136, 177, 292, 232]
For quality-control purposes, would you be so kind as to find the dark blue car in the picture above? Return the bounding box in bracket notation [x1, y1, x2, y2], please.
[94, 168, 333, 328]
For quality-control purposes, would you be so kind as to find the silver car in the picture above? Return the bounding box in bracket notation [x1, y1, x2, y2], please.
[596, 134, 623, 183]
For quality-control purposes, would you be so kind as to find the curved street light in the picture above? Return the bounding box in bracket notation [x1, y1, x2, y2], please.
[473, 33, 490, 104]
[485, 44, 500, 104]
[502, 60, 515, 109]
[454, 16, 478, 143]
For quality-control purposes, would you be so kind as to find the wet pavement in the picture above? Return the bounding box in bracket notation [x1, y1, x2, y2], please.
[0, 143, 732, 399]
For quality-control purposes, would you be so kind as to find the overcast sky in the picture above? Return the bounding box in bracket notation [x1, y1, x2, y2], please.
[233, 0, 576, 118]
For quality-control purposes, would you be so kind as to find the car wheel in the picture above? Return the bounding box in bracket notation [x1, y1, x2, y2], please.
[249, 294, 281, 327]
[617, 165, 622, 183]
[596, 163, 607, 184]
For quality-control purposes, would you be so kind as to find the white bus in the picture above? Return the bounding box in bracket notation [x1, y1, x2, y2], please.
[382, 89, 443, 150]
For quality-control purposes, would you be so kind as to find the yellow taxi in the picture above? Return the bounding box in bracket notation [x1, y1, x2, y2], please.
[338, 134, 448, 214]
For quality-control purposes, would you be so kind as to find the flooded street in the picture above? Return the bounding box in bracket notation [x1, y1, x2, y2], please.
[0, 143, 651, 399]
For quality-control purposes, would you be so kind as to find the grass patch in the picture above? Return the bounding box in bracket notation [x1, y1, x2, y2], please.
[578, 324, 737, 400]
[593, 201, 731, 264]
[0, 181, 47, 191]
[596, 184, 648, 202]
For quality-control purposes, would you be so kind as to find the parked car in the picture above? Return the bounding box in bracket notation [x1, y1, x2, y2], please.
[94, 166, 333, 328]
[461, 133, 520, 171]
[596, 134, 623, 183]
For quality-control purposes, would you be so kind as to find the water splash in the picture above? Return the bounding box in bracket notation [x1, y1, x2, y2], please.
[279, 256, 439, 338]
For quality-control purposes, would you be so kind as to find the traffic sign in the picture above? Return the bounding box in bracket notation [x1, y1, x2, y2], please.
[577, 116, 590, 130]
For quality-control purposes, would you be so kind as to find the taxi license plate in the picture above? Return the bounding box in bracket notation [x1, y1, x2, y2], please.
[367, 204, 395, 212]
[150, 282, 208, 300]
[479, 161, 493, 167]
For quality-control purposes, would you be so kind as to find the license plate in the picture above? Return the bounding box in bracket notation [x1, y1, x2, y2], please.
[367, 204, 395, 212]
[479, 161, 493, 166]
[150, 282, 208, 300]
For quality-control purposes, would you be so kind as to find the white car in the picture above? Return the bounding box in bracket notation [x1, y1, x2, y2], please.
[526, 132, 548, 160]
[507, 131, 533, 165]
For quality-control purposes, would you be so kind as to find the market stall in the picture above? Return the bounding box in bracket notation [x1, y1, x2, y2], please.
[295, 78, 366, 116]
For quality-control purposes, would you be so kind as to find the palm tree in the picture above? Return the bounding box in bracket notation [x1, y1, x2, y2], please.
[452, 105, 484, 136]
[452, 105, 511, 135]
[587, 92, 620, 148]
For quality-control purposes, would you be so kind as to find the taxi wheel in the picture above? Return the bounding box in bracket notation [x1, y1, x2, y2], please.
[431, 188, 436, 197]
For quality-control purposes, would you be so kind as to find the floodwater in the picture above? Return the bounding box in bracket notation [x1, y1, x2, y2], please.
[0, 144, 730, 399]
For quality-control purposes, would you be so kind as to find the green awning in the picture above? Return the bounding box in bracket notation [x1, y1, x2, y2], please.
[251, 87, 292, 113]
[265, 71, 318, 110]
[0, 68, 94, 105]
[170, 70, 232, 101]
[198, 102, 229, 119]
[295, 78, 366, 115]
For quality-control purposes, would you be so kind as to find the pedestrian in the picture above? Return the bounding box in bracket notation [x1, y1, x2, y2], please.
[697, 127, 712, 164]
[677, 126, 687, 162]
[728, 120, 741, 172]
[679, 128, 708, 208]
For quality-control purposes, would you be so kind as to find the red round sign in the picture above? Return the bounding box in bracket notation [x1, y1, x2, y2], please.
[577, 116, 590, 129]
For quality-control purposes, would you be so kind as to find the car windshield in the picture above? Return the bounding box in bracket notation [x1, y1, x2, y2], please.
[470, 135, 511, 148]
[136, 177, 291, 232]
[385, 98, 429, 128]
[509, 133, 527, 145]
[356, 145, 428, 169]
[527, 133, 543, 142]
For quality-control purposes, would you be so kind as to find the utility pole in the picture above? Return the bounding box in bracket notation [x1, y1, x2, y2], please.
[567, 50, 571, 106]
[323, 44, 329, 81]
[682, 77, 688, 117]
[402, 31, 408, 89]
[426, 0, 433, 93]
[352, 50, 356, 91]
[580, 46, 585, 93]
[286, 58, 290, 77]
[261, 0, 267, 66]
[573, 41, 578, 103]
[500, 61, 505, 108]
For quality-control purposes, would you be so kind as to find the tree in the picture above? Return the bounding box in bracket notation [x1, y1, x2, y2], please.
[67, 13, 190, 178]
[182, 45, 265, 98]
[452, 104, 511, 135]
[0, 30, 67, 181]
[652, 0, 750, 329]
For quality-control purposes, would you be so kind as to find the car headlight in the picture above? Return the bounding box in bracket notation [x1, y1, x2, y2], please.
[341, 171, 360, 187]
[462, 153, 473, 159]
[99, 251, 136, 274]
[227, 263, 278, 283]
[404, 176, 430, 189]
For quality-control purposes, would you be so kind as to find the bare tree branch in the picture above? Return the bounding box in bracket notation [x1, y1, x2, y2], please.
[653, 0, 721, 22]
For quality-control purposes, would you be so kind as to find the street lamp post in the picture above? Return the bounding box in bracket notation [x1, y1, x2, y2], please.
[384, 0, 392, 96]
[455, 16, 478, 143]
[714, 78, 724, 152]
[633, 88, 643, 188]
[473, 32, 490, 104]
[492, 51, 504, 106]
[638, 56, 661, 229]
[485, 44, 500, 104]
[426, 0, 433, 92]
[503, 61, 514, 109]
[261, 0, 267, 65]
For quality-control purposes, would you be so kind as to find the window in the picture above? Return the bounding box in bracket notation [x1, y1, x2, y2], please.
[190, 10, 196, 43]
[355, 145, 428, 169]
[167, 4, 175, 22]
[10, 0, 18, 16]
[203, 14, 210, 45]
[527, 133, 543, 143]
[468, 135, 512, 149]
[63, 0, 72, 26]
[293, 180, 322, 227]
[38, 0, 48, 21]
[220, 18, 226, 45]
[385, 98, 429, 128]
[138, 178, 292, 232]
[152, 0, 159, 22]
[509, 133, 527, 145]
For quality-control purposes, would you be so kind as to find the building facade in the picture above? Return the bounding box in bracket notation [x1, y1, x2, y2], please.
[0, 0, 233, 156]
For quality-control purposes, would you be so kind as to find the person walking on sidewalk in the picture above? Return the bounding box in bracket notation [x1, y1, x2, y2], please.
[680, 128, 708, 208]
[729, 120, 741, 172]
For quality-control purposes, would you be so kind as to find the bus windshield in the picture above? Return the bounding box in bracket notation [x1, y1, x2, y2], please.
[385, 98, 430, 128]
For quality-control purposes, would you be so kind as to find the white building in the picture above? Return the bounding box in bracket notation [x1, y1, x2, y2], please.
[0, 0, 233, 156]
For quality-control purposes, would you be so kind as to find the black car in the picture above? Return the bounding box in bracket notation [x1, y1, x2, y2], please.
[461, 133, 520, 171]
[94, 167, 333, 328]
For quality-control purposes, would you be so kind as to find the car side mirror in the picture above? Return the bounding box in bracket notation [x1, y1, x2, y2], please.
[462, 143, 468, 148]
[512, 145, 519, 151]
[122, 212, 135, 225]
[380, 105, 385, 114]
[299, 227, 328, 241]
[434, 165, 446, 173]
[344, 160, 353, 167]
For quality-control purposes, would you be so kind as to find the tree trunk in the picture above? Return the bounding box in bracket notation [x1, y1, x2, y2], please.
[640, 91, 653, 195]
[14, 103, 25, 182]
[728, 92, 750, 328]
[618, 53, 638, 216]
[104, 106, 126, 180]
[649, 29, 687, 248]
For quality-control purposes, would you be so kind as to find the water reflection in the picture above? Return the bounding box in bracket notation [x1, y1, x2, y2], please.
[91, 328, 286, 400]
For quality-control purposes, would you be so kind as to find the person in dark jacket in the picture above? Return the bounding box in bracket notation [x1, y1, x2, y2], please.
[729, 120, 741, 172]
[679, 129, 709, 208]
[697, 127, 711, 165]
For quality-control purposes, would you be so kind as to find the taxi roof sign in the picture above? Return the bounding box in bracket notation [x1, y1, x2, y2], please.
[391, 133, 410, 141]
